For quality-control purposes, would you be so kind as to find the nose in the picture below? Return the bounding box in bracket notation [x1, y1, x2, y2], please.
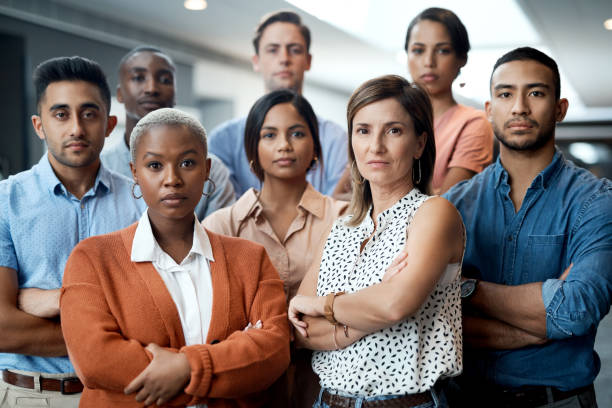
[69, 115, 85, 138]
[277, 133, 293, 151]
[511, 93, 531, 116]
[144, 76, 160, 96]
[424, 49, 436, 68]
[370, 130, 386, 153]
[163, 165, 183, 187]
[279, 47, 290, 65]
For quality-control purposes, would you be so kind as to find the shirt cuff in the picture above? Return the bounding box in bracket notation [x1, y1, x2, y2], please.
[542, 278, 572, 339]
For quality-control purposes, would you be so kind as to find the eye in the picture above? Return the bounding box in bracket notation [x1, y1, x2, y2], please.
[354, 127, 368, 135]
[180, 159, 195, 168]
[529, 90, 545, 97]
[437, 48, 452, 55]
[410, 47, 424, 55]
[388, 127, 402, 135]
[159, 73, 174, 85]
[146, 161, 162, 170]
[260, 132, 275, 139]
[291, 130, 306, 138]
[131, 74, 145, 82]
[497, 92, 512, 99]
[265, 46, 278, 54]
[81, 109, 97, 119]
[54, 111, 67, 120]
[288, 45, 304, 55]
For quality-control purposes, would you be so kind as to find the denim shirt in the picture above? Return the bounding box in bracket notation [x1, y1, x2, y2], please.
[208, 115, 347, 197]
[444, 150, 612, 390]
[0, 155, 145, 374]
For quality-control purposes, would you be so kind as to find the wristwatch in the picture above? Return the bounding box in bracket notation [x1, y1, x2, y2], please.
[461, 279, 479, 299]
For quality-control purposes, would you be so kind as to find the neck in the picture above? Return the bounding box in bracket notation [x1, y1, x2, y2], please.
[500, 143, 556, 187]
[124, 116, 140, 147]
[429, 89, 457, 120]
[48, 153, 100, 199]
[148, 211, 195, 252]
[259, 176, 307, 210]
[370, 179, 414, 226]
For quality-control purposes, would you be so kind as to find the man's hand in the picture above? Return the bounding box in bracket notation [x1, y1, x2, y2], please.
[124, 343, 191, 406]
[18, 288, 60, 318]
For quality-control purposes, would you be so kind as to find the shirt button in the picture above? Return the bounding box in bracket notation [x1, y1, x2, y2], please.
[81, 203, 84, 209]
[507, 235, 513, 241]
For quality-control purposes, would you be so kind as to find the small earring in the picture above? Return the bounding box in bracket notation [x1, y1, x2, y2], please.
[249, 160, 254, 171]
[202, 178, 217, 198]
[131, 183, 142, 199]
[412, 158, 422, 185]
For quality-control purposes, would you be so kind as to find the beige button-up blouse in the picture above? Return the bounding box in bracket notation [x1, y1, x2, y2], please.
[203, 183, 347, 301]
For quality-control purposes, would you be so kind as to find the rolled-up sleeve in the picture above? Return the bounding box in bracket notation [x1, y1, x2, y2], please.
[543, 187, 612, 340]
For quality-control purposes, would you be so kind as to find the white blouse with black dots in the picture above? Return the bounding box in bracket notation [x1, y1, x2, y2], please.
[312, 188, 463, 396]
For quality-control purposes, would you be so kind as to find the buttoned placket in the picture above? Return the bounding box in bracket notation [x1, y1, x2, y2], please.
[498, 177, 545, 286]
[172, 258, 204, 345]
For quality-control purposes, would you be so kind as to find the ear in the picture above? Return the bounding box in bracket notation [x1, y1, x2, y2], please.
[555, 98, 569, 123]
[251, 54, 260, 73]
[485, 101, 492, 122]
[305, 53, 312, 71]
[129, 161, 137, 183]
[416, 131, 427, 157]
[116, 85, 124, 104]
[204, 157, 212, 181]
[105, 115, 118, 137]
[31, 115, 45, 141]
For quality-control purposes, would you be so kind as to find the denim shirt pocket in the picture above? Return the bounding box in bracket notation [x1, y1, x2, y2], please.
[521, 234, 567, 282]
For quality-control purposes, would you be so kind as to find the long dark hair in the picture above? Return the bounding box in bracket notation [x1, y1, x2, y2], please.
[244, 89, 322, 181]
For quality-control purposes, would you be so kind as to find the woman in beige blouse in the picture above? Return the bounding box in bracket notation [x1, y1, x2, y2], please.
[203, 89, 347, 407]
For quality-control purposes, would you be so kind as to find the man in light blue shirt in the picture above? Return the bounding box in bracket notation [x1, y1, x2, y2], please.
[208, 11, 347, 197]
[444, 48, 611, 407]
[0, 56, 144, 407]
[101, 46, 235, 220]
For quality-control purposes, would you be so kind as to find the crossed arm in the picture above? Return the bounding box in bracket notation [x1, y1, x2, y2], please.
[0, 266, 66, 356]
[289, 197, 465, 350]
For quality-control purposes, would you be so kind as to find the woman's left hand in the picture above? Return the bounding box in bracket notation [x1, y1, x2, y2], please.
[124, 343, 191, 406]
[288, 295, 325, 337]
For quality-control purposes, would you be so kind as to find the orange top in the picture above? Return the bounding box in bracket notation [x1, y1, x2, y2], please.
[432, 104, 494, 191]
[60, 224, 290, 408]
[203, 183, 347, 301]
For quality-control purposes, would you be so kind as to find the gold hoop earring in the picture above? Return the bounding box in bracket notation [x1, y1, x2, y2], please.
[131, 183, 142, 199]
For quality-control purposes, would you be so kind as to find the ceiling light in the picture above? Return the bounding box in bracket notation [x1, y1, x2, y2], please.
[604, 18, 612, 30]
[184, 0, 207, 11]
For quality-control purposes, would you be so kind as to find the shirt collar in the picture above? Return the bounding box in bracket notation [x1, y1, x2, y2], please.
[39, 154, 111, 197]
[235, 183, 326, 223]
[494, 148, 564, 190]
[131, 209, 214, 264]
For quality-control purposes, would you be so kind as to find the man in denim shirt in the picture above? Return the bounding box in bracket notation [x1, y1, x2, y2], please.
[444, 47, 612, 407]
[0, 57, 144, 407]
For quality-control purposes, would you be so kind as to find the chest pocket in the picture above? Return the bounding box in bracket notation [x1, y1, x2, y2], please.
[521, 234, 566, 282]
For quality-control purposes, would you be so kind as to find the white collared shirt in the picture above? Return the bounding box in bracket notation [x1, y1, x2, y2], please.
[132, 210, 214, 347]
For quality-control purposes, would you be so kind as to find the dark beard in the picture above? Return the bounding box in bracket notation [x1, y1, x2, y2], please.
[493, 121, 554, 152]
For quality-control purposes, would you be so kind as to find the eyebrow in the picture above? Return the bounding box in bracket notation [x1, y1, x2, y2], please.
[48, 102, 100, 111]
[261, 123, 306, 131]
[494, 82, 550, 91]
[142, 148, 200, 159]
[264, 42, 304, 48]
[411, 41, 452, 47]
[354, 121, 408, 127]
[128, 67, 174, 75]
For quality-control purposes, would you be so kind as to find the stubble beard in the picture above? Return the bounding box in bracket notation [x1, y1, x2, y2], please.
[493, 120, 555, 152]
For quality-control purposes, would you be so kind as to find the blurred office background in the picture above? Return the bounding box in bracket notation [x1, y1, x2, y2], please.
[0, 0, 611, 402]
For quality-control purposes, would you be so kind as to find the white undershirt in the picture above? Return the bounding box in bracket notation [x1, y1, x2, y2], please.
[131, 209, 214, 347]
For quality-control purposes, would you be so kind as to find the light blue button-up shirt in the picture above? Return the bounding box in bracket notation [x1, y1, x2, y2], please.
[444, 150, 612, 390]
[0, 155, 145, 374]
[208, 115, 347, 197]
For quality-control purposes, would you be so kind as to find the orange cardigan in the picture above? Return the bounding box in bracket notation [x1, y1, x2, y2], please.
[60, 223, 290, 407]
